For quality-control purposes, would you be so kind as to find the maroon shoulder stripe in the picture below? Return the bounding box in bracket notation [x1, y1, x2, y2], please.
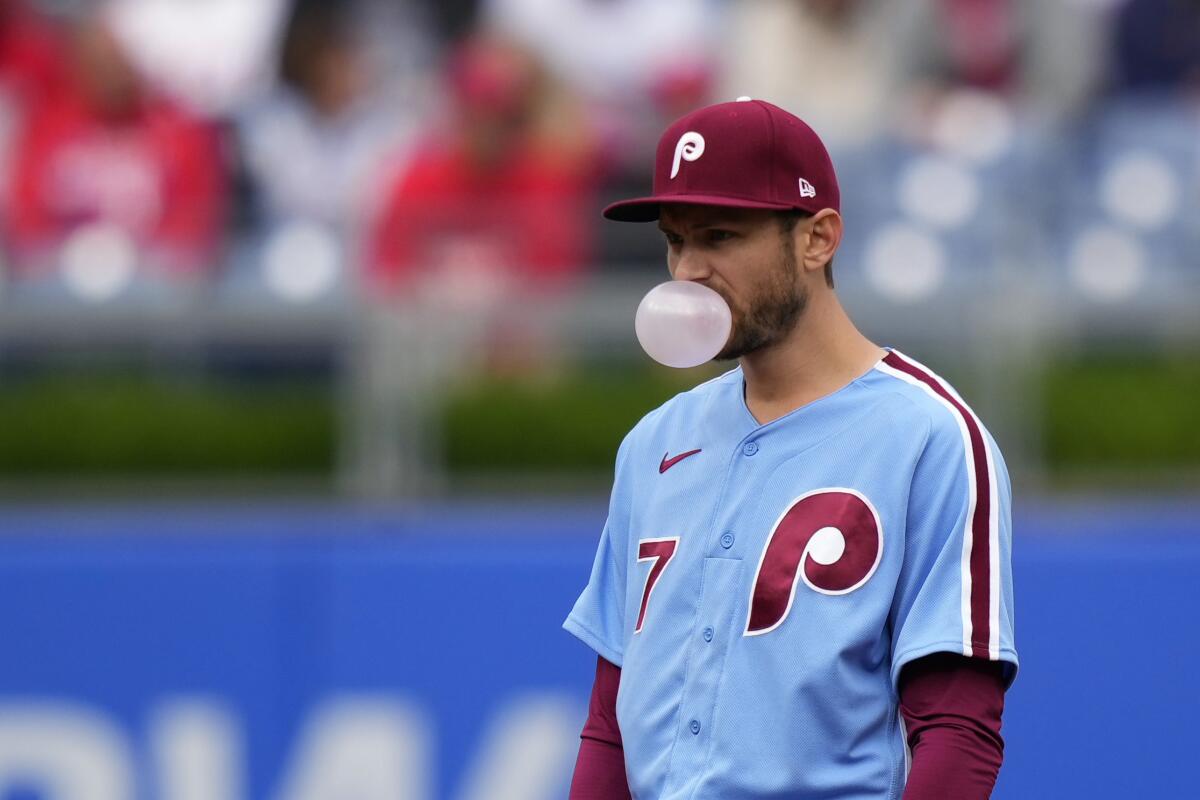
[883, 351, 993, 660]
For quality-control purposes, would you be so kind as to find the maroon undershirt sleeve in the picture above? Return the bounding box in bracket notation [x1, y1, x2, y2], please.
[569, 655, 632, 800]
[899, 652, 1009, 800]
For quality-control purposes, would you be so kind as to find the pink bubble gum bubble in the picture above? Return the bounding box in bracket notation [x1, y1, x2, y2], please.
[635, 281, 732, 369]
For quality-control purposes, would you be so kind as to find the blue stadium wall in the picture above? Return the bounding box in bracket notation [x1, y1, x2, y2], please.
[0, 502, 1195, 800]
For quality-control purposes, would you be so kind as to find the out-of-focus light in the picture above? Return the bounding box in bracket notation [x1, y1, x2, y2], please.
[262, 221, 340, 304]
[929, 90, 1015, 165]
[897, 156, 980, 229]
[1068, 226, 1147, 302]
[864, 223, 946, 303]
[1100, 151, 1179, 231]
[60, 223, 137, 303]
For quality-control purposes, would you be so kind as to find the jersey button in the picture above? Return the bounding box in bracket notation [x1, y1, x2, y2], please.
[742, 441, 759, 456]
[689, 719, 701, 735]
[720, 532, 735, 549]
[702, 626, 714, 642]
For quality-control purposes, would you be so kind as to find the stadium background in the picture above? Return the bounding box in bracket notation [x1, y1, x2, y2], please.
[0, 0, 1196, 798]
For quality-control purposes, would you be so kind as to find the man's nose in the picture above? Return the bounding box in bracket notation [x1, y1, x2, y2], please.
[671, 249, 711, 282]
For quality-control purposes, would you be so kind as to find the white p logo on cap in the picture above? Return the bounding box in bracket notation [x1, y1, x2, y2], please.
[671, 131, 705, 179]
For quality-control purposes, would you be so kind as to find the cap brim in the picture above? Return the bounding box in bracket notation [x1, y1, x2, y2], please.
[602, 194, 801, 222]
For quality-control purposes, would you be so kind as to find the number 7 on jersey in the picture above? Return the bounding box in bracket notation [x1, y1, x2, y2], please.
[634, 537, 679, 633]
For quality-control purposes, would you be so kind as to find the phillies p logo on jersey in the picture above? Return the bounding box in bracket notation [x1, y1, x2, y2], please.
[745, 488, 883, 635]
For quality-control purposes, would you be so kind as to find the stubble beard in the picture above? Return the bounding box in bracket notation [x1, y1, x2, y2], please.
[715, 240, 808, 362]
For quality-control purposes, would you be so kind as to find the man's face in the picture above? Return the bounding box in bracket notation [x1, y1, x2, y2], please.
[658, 204, 808, 361]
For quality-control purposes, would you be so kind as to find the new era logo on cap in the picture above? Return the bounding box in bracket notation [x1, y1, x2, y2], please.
[603, 98, 840, 222]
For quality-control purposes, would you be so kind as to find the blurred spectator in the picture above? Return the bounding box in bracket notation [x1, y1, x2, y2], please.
[238, 0, 426, 231]
[899, 0, 1107, 129]
[718, 0, 913, 149]
[1110, 0, 1200, 96]
[482, 0, 718, 170]
[367, 33, 597, 300]
[719, 0, 1106, 150]
[5, 9, 225, 278]
[418, 0, 483, 44]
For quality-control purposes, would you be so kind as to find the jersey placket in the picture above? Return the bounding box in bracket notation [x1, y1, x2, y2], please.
[661, 432, 765, 797]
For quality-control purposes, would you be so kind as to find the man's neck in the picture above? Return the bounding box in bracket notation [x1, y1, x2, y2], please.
[738, 293, 885, 426]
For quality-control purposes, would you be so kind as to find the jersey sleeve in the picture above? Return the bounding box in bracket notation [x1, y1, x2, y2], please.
[563, 433, 635, 667]
[889, 412, 1018, 691]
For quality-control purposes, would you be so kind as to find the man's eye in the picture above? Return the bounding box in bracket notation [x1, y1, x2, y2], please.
[708, 230, 734, 243]
[664, 233, 683, 246]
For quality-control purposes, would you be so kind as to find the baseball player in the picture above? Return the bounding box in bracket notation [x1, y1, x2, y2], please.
[564, 98, 1017, 799]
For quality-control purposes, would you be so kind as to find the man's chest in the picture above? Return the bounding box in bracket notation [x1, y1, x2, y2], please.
[622, 419, 925, 651]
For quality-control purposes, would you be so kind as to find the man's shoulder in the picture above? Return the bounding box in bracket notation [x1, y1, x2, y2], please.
[868, 349, 1004, 460]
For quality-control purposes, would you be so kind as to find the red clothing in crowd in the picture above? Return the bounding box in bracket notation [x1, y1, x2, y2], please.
[0, 1, 65, 107]
[6, 73, 225, 274]
[0, 0, 67, 222]
[940, 0, 1017, 90]
[368, 135, 594, 294]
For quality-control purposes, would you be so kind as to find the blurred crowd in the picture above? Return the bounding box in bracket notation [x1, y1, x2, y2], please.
[0, 0, 1196, 307]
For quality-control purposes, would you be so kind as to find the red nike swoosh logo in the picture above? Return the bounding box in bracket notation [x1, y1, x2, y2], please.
[659, 449, 702, 474]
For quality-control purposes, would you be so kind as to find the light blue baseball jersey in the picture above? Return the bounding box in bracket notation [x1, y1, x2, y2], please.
[564, 349, 1018, 800]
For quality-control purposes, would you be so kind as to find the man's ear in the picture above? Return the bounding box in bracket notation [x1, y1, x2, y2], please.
[800, 209, 842, 276]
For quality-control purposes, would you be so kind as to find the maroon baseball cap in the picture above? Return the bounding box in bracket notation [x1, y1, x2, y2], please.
[603, 98, 839, 222]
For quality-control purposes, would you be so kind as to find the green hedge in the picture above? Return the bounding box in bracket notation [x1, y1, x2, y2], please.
[0, 372, 334, 476]
[440, 365, 719, 472]
[1042, 353, 1200, 469]
[0, 354, 1195, 484]
[443, 354, 1200, 481]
